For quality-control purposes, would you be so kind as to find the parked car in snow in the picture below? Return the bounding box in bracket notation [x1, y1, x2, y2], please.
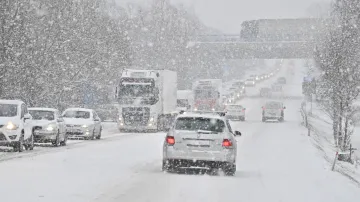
[262, 101, 286, 122]
[225, 104, 246, 121]
[29, 108, 67, 146]
[62, 108, 102, 140]
[162, 112, 241, 176]
[0, 100, 34, 152]
[260, 87, 272, 97]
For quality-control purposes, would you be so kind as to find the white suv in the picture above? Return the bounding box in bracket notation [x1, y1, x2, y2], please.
[162, 112, 241, 176]
[0, 100, 34, 152]
[262, 101, 286, 122]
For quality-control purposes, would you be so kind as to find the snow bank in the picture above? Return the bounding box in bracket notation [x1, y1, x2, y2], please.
[302, 101, 360, 186]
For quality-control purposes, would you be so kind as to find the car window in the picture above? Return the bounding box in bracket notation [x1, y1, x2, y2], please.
[175, 117, 225, 133]
[0, 104, 18, 117]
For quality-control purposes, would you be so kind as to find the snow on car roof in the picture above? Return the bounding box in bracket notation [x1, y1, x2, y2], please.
[0, 99, 24, 105]
[177, 112, 226, 120]
[28, 107, 57, 112]
[63, 108, 93, 112]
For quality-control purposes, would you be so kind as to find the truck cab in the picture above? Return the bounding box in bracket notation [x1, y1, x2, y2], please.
[115, 69, 177, 132]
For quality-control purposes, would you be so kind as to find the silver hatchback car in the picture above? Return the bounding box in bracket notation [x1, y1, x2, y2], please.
[162, 112, 241, 176]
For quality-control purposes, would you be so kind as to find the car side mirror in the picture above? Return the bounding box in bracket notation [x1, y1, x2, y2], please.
[234, 131, 242, 136]
[24, 113, 32, 120]
[283, 106, 286, 109]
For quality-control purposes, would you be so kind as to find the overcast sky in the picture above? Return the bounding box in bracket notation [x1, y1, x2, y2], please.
[116, 0, 331, 33]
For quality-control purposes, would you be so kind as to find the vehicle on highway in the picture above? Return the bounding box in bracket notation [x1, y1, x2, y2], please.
[0, 100, 34, 152]
[177, 90, 194, 112]
[260, 87, 272, 97]
[250, 74, 259, 81]
[245, 78, 256, 86]
[262, 101, 286, 122]
[115, 69, 177, 132]
[271, 83, 283, 92]
[225, 104, 246, 121]
[277, 77, 287, 84]
[193, 79, 223, 112]
[162, 112, 241, 175]
[62, 108, 102, 140]
[29, 108, 67, 146]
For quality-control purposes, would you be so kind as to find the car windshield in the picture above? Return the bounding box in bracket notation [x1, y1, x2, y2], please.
[0, 104, 17, 117]
[265, 102, 282, 109]
[175, 117, 225, 133]
[29, 110, 55, 120]
[63, 111, 90, 119]
[226, 105, 243, 111]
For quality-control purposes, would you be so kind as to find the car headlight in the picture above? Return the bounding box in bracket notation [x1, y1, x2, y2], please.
[149, 117, 155, 122]
[6, 122, 18, 130]
[46, 124, 57, 131]
[82, 124, 88, 128]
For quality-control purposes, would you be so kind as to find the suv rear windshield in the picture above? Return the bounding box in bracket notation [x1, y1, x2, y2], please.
[175, 117, 225, 133]
[63, 111, 90, 119]
[0, 104, 18, 117]
[265, 102, 282, 109]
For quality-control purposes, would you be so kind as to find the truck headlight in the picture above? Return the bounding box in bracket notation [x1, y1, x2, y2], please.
[6, 122, 18, 130]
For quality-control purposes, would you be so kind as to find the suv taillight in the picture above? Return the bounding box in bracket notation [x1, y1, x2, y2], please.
[166, 136, 175, 145]
[222, 139, 232, 147]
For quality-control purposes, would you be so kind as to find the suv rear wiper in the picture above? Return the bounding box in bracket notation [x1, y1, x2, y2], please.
[197, 130, 218, 134]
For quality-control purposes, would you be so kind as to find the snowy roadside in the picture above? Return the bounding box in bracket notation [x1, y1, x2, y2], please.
[301, 101, 360, 186]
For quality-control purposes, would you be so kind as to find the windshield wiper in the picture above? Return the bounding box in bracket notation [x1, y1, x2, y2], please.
[197, 130, 218, 134]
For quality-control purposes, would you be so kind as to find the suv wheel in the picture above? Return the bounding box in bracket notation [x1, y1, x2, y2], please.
[27, 134, 34, 150]
[52, 131, 60, 147]
[60, 133, 67, 146]
[162, 159, 174, 173]
[14, 133, 25, 152]
[224, 163, 236, 176]
[96, 128, 102, 140]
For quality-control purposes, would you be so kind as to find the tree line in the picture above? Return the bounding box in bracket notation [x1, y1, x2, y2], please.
[314, 0, 360, 155]
[0, 0, 221, 110]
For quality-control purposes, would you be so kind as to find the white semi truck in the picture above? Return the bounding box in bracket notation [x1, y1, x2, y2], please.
[192, 79, 224, 112]
[115, 69, 177, 132]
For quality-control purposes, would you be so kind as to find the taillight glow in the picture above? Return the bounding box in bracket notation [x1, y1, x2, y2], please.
[166, 136, 175, 145]
[222, 139, 232, 147]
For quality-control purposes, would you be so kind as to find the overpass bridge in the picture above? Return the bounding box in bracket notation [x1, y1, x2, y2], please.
[189, 34, 314, 59]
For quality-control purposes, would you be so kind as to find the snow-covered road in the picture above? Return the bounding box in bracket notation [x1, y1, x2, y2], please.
[0, 65, 359, 202]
